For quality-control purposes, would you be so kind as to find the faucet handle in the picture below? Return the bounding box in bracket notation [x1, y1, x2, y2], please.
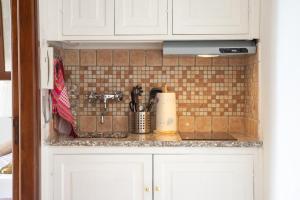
[114, 91, 123, 101]
[86, 91, 98, 103]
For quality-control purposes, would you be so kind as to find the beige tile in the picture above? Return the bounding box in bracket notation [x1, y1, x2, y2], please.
[97, 116, 112, 133]
[212, 117, 228, 133]
[178, 116, 195, 133]
[163, 55, 178, 66]
[79, 116, 97, 132]
[113, 116, 128, 132]
[195, 117, 211, 132]
[113, 50, 129, 66]
[228, 117, 245, 133]
[229, 56, 247, 65]
[146, 50, 162, 66]
[64, 50, 79, 65]
[80, 50, 97, 66]
[97, 50, 112, 66]
[196, 57, 212, 66]
[179, 56, 195, 66]
[212, 57, 229, 66]
[130, 50, 145, 66]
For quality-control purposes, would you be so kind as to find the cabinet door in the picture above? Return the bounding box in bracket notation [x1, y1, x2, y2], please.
[53, 154, 152, 200]
[62, 0, 114, 36]
[154, 155, 253, 200]
[115, 0, 168, 35]
[173, 0, 249, 35]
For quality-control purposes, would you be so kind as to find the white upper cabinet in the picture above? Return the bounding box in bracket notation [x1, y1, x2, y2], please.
[53, 154, 153, 200]
[173, 0, 249, 35]
[62, 0, 114, 36]
[41, 0, 260, 40]
[115, 0, 168, 35]
[154, 155, 254, 200]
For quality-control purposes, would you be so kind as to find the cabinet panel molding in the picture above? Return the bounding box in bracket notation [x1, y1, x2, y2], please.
[173, 0, 249, 35]
[154, 155, 254, 200]
[115, 0, 168, 35]
[53, 154, 152, 200]
[62, 0, 114, 36]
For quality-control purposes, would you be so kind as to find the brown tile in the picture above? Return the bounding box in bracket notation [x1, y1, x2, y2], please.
[196, 57, 212, 66]
[130, 50, 145, 66]
[97, 116, 112, 133]
[65, 48, 258, 124]
[151, 114, 156, 132]
[247, 53, 259, 65]
[228, 117, 245, 133]
[163, 55, 178, 66]
[79, 116, 97, 132]
[229, 56, 246, 65]
[113, 50, 129, 66]
[80, 50, 96, 66]
[179, 56, 195, 66]
[113, 116, 128, 132]
[212, 57, 229, 66]
[249, 119, 258, 137]
[179, 132, 195, 139]
[178, 116, 194, 133]
[146, 50, 162, 66]
[64, 49, 79, 65]
[128, 112, 135, 133]
[212, 117, 228, 133]
[97, 50, 112, 66]
[195, 117, 211, 132]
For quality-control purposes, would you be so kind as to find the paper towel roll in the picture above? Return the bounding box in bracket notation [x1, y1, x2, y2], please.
[156, 93, 177, 133]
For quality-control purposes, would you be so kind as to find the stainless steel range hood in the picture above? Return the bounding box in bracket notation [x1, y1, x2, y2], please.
[163, 40, 256, 57]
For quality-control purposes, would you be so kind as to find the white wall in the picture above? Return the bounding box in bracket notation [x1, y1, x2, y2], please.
[261, 0, 300, 199]
[0, 81, 12, 142]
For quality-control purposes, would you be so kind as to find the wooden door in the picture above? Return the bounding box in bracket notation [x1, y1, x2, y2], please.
[11, 0, 19, 198]
[53, 154, 153, 200]
[173, 0, 249, 35]
[62, 0, 114, 36]
[12, 0, 40, 199]
[154, 155, 254, 200]
[115, 0, 168, 35]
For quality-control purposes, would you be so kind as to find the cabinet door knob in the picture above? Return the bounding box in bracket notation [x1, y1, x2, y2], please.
[145, 187, 151, 192]
[155, 186, 161, 192]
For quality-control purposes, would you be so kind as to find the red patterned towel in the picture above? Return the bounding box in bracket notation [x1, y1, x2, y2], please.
[51, 58, 76, 137]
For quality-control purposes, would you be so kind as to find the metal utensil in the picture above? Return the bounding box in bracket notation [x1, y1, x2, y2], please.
[139, 105, 145, 112]
[129, 101, 136, 112]
[130, 85, 143, 112]
[146, 88, 162, 112]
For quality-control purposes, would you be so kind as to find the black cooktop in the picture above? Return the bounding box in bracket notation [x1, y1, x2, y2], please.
[179, 132, 237, 141]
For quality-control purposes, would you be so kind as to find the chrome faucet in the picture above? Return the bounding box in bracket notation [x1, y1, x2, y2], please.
[102, 91, 123, 111]
[87, 91, 123, 124]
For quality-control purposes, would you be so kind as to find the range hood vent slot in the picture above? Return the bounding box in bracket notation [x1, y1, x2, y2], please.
[163, 40, 256, 56]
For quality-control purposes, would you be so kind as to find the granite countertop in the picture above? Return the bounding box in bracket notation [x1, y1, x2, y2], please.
[46, 132, 263, 148]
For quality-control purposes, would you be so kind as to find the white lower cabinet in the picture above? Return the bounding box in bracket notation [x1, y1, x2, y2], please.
[50, 152, 257, 200]
[154, 155, 254, 200]
[53, 155, 152, 200]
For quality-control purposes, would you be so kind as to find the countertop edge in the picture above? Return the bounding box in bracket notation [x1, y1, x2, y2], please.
[45, 140, 263, 148]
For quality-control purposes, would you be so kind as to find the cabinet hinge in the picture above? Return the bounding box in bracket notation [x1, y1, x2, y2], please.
[13, 117, 19, 145]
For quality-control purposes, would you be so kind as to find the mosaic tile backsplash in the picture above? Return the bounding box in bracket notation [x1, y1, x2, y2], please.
[63, 49, 259, 137]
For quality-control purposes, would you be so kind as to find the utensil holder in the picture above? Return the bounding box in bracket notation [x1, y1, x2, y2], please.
[129, 112, 151, 134]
